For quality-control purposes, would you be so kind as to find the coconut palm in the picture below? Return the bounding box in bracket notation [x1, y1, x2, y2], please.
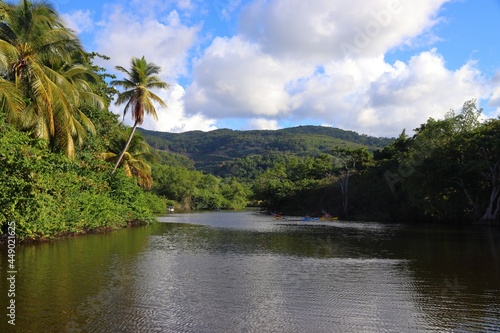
[110, 56, 168, 175]
[101, 129, 155, 189]
[0, 0, 103, 157]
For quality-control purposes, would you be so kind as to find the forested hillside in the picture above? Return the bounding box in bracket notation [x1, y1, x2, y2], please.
[138, 126, 394, 174]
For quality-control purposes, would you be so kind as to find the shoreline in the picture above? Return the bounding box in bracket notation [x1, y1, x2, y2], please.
[0, 219, 149, 245]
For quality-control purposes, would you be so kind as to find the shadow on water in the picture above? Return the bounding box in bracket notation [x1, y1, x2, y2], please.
[390, 224, 500, 332]
[0, 223, 163, 333]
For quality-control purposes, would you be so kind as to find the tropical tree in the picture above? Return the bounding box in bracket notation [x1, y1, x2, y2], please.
[152, 164, 202, 209]
[253, 164, 295, 212]
[0, 0, 104, 157]
[101, 129, 155, 189]
[110, 56, 168, 175]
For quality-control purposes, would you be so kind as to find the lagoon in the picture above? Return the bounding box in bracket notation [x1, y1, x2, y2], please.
[1, 210, 499, 332]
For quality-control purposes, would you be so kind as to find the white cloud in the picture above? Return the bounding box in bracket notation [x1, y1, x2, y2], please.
[488, 72, 500, 118]
[186, 38, 489, 136]
[181, 0, 492, 137]
[296, 50, 489, 136]
[238, 0, 450, 61]
[185, 36, 313, 118]
[90, 2, 222, 133]
[94, 4, 199, 81]
[88, 0, 496, 136]
[62, 10, 94, 34]
[247, 118, 280, 130]
[489, 71, 500, 107]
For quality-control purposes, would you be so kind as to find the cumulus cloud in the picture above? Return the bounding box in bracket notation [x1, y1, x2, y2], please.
[247, 118, 280, 130]
[185, 36, 313, 118]
[94, 4, 199, 81]
[84, 0, 496, 136]
[488, 71, 500, 118]
[489, 71, 500, 105]
[187, 42, 488, 136]
[183, 0, 492, 136]
[88, 1, 218, 132]
[62, 10, 94, 34]
[238, 0, 450, 61]
[295, 50, 489, 136]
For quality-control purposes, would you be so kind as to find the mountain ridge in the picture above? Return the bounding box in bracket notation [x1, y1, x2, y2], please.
[138, 125, 394, 173]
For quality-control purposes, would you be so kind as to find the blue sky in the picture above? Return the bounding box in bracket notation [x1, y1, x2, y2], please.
[55, 0, 500, 137]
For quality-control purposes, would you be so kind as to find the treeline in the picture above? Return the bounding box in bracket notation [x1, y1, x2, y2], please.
[248, 100, 500, 224]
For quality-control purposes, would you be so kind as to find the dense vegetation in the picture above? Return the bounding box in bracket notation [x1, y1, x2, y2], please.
[246, 101, 499, 224]
[138, 126, 393, 174]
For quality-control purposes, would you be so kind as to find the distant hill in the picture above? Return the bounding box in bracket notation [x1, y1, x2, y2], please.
[138, 125, 394, 174]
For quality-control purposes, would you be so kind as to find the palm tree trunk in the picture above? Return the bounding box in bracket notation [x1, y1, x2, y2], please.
[110, 120, 139, 176]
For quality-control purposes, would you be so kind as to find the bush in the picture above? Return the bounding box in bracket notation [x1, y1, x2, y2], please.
[0, 117, 163, 241]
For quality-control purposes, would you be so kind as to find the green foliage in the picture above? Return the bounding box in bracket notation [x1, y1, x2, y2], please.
[220, 178, 252, 210]
[153, 149, 195, 169]
[152, 164, 201, 207]
[0, 4, 169, 242]
[0, 105, 164, 241]
[152, 163, 251, 211]
[365, 100, 497, 223]
[192, 174, 224, 210]
[0, 0, 105, 157]
[102, 129, 155, 188]
[138, 125, 392, 175]
[247, 99, 499, 224]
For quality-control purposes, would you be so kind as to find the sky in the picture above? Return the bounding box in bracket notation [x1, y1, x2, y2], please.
[54, 0, 500, 137]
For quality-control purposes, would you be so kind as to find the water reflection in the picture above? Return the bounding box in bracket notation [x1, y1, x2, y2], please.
[0, 211, 499, 332]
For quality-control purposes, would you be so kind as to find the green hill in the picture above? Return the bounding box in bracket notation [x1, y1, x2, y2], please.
[138, 125, 394, 175]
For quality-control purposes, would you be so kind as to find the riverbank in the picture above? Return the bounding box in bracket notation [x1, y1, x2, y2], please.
[0, 218, 153, 245]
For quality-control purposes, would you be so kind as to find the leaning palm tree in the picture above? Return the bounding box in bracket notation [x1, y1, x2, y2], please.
[110, 56, 168, 175]
[0, 0, 103, 157]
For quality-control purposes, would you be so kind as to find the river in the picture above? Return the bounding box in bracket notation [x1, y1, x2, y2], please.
[1, 210, 499, 332]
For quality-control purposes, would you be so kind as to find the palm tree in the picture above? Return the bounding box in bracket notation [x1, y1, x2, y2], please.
[110, 56, 168, 175]
[0, 0, 103, 157]
[101, 129, 155, 189]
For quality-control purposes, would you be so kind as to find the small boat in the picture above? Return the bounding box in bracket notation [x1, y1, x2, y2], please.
[319, 211, 338, 220]
[320, 216, 339, 221]
[302, 216, 319, 221]
[271, 212, 282, 219]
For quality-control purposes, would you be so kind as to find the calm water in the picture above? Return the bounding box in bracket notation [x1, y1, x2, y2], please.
[1, 210, 500, 332]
